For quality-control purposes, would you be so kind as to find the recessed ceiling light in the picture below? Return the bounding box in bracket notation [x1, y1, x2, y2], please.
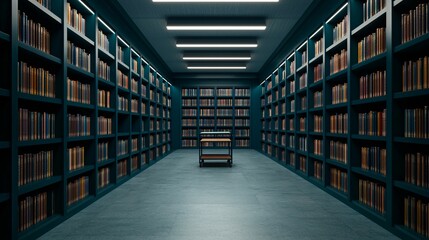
[187, 66, 247, 70]
[177, 44, 257, 48]
[167, 17, 266, 31]
[183, 56, 251, 60]
[155, 0, 278, 2]
[167, 26, 266, 30]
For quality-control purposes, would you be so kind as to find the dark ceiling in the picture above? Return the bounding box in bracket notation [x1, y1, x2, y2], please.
[117, 0, 315, 74]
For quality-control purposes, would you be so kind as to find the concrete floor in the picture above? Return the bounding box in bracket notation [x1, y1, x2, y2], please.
[39, 149, 399, 240]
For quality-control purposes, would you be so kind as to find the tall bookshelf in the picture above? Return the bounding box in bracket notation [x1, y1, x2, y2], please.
[3, 0, 173, 239]
[259, 1, 429, 239]
[181, 86, 251, 148]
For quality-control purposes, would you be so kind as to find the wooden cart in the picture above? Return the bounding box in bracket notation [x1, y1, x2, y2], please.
[199, 131, 233, 167]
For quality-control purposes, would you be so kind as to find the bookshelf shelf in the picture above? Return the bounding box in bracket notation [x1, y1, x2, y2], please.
[98, 134, 115, 139]
[325, 133, 347, 139]
[394, 89, 429, 99]
[67, 25, 94, 47]
[98, 78, 115, 87]
[98, 107, 115, 113]
[326, 186, 348, 200]
[351, 53, 387, 71]
[18, 138, 62, 147]
[309, 54, 323, 65]
[67, 136, 95, 142]
[393, 181, 429, 199]
[18, 176, 62, 195]
[309, 107, 323, 113]
[351, 96, 387, 106]
[67, 64, 94, 78]
[0, 31, 9, 41]
[326, 158, 348, 169]
[17, 215, 62, 240]
[18, 42, 62, 64]
[98, 158, 116, 168]
[351, 9, 387, 36]
[394, 33, 429, 55]
[351, 135, 386, 142]
[351, 167, 386, 183]
[351, 201, 386, 221]
[326, 36, 347, 53]
[309, 132, 323, 136]
[394, 137, 429, 145]
[67, 165, 94, 178]
[309, 153, 323, 161]
[98, 47, 114, 61]
[67, 101, 95, 110]
[0, 193, 9, 203]
[18, 93, 62, 105]
[0, 141, 9, 149]
[326, 102, 348, 110]
[326, 69, 347, 81]
[66, 196, 95, 214]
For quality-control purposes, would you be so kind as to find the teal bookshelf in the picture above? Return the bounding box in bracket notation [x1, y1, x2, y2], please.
[2, 0, 173, 239]
[259, 0, 429, 239]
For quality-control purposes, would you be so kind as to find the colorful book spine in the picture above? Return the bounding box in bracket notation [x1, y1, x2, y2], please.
[314, 161, 323, 180]
[118, 95, 129, 111]
[18, 61, 56, 98]
[313, 90, 323, 108]
[132, 59, 138, 73]
[199, 99, 214, 106]
[67, 2, 86, 34]
[98, 89, 110, 108]
[361, 146, 387, 175]
[405, 152, 429, 188]
[314, 115, 323, 132]
[236, 139, 249, 147]
[299, 136, 307, 151]
[18, 150, 53, 186]
[131, 98, 138, 113]
[235, 88, 250, 97]
[141, 84, 147, 97]
[183, 109, 197, 117]
[299, 72, 307, 89]
[314, 37, 324, 56]
[401, 3, 429, 44]
[314, 139, 323, 155]
[97, 29, 109, 52]
[67, 78, 91, 104]
[359, 70, 386, 99]
[332, 82, 347, 104]
[19, 108, 56, 141]
[19, 191, 53, 232]
[289, 152, 295, 167]
[289, 118, 295, 131]
[301, 96, 307, 110]
[216, 108, 231, 116]
[131, 79, 138, 94]
[330, 113, 348, 134]
[217, 88, 232, 96]
[235, 119, 250, 127]
[98, 59, 110, 81]
[313, 63, 323, 82]
[299, 156, 306, 172]
[98, 116, 112, 135]
[358, 179, 385, 214]
[330, 140, 347, 163]
[300, 117, 306, 131]
[358, 109, 386, 136]
[402, 56, 429, 92]
[200, 88, 214, 96]
[235, 99, 250, 106]
[18, 11, 50, 54]
[362, 0, 386, 22]
[117, 46, 125, 63]
[68, 113, 91, 137]
[67, 41, 91, 72]
[117, 69, 129, 89]
[301, 50, 307, 65]
[67, 176, 89, 206]
[182, 139, 197, 147]
[217, 99, 233, 107]
[98, 142, 109, 162]
[333, 15, 348, 43]
[357, 28, 386, 63]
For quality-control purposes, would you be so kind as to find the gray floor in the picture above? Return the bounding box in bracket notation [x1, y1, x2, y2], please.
[39, 149, 399, 240]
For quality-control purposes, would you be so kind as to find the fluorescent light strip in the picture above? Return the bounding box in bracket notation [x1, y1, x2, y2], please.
[98, 17, 114, 34]
[167, 26, 265, 30]
[78, 0, 94, 15]
[327, 3, 348, 24]
[177, 44, 257, 48]
[141, 58, 148, 65]
[131, 48, 140, 58]
[259, 80, 266, 85]
[298, 40, 307, 50]
[150, 66, 156, 72]
[183, 57, 251, 60]
[287, 52, 294, 60]
[154, 0, 278, 2]
[117, 36, 129, 47]
[281, 61, 286, 67]
[188, 66, 246, 70]
[310, 26, 323, 39]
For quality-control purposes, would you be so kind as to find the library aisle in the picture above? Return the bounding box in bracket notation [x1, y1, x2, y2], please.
[39, 149, 397, 240]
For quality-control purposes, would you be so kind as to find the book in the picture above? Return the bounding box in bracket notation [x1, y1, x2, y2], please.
[18, 61, 55, 98]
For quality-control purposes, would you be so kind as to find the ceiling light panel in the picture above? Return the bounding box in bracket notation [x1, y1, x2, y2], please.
[155, 0, 278, 2]
[187, 66, 247, 70]
[176, 38, 258, 48]
[183, 52, 251, 60]
[167, 17, 266, 31]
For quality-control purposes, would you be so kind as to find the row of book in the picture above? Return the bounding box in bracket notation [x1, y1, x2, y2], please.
[332, 82, 347, 104]
[19, 108, 56, 141]
[289, 80, 295, 94]
[19, 11, 51, 54]
[330, 140, 348, 163]
[235, 109, 249, 116]
[313, 63, 323, 82]
[289, 152, 295, 166]
[314, 139, 323, 155]
[235, 119, 250, 126]
[330, 113, 348, 134]
[314, 91, 323, 108]
[330, 49, 347, 75]
[361, 146, 387, 175]
[117, 160, 127, 178]
[236, 139, 249, 147]
[362, 0, 385, 22]
[235, 88, 250, 97]
[333, 15, 348, 44]
[98, 89, 110, 108]
[117, 139, 129, 156]
[218, 99, 233, 106]
[67, 78, 91, 104]
[132, 59, 138, 74]
[182, 88, 197, 97]
[217, 88, 233, 96]
[235, 99, 250, 106]
[299, 156, 306, 172]
[19, 191, 52, 232]
[290, 99, 295, 113]
[359, 70, 386, 99]
[299, 73, 307, 89]
[97, 29, 109, 53]
[183, 109, 197, 116]
[182, 129, 197, 137]
[404, 195, 429, 237]
[200, 99, 214, 106]
[68, 113, 91, 137]
[182, 119, 196, 127]
[98, 116, 112, 135]
[117, 69, 129, 89]
[236, 129, 250, 137]
[98, 59, 111, 81]
[330, 167, 348, 193]
[299, 117, 306, 131]
[131, 99, 138, 113]
[67, 3, 86, 35]
[68, 146, 85, 171]
[98, 167, 110, 189]
[132, 155, 138, 171]
[98, 142, 109, 162]
[132, 138, 138, 152]
[130, 79, 138, 95]
[67, 176, 89, 206]
[118, 95, 128, 111]
[405, 152, 429, 188]
[289, 118, 295, 131]
[117, 46, 125, 63]
[358, 179, 385, 214]
[314, 37, 324, 57]
[217, 109, 232, 116]
[67, 41, 91, 72]
[141, 85, 147, 98]
[200, 88, 214, 96]
[401, 3, 429, 44]
[314, 115, 323, 132]
[357, 27, 386, 63]
[18, 61, 56, 98]
[299, 136, 307, 151]
[358, 109, 386, 136]
[18, 150, 53, 186]
[300, 50, 307, 66]
[300, 96, 307, 111]
[290, 60, 295, 75]
[35, 0, 51, 10]
[182, 139, 197, 147]
[313, 161, 323, 180]
[402, 57, 429, 93]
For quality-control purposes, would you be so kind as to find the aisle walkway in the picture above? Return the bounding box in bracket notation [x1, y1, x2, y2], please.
[40, 149, 398, 240]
